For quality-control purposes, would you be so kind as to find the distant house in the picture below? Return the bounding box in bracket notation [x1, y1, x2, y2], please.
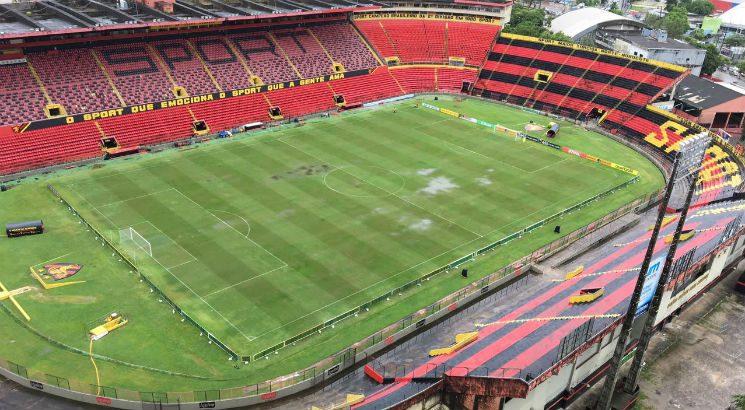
[669, 74, 745, 140]
[611, 31, 707, 76]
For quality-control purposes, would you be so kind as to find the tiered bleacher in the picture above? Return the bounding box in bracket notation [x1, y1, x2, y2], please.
[354, 16, 500, 65]
[0, 14, 742, 189]
[0, 62, 47, 125]
[474, 33, 687, 120]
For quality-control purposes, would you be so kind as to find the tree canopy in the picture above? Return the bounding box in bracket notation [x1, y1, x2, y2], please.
[724, 34, 745, 47]
[664, 6, 691, 38]
[504, 5, 572, 41]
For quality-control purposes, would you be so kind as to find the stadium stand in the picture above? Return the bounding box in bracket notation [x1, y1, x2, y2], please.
[27, 49, 123, 115]
[267, 82, 336, 118]
[1, 16, 741, 190]
[353, 17, 500, 65]
[0, 121, 101, 174]
[435, 67, 478, 92]
[390, 66, 437, 93]
[190, 36, 258, 91]
[96, 43, 176, 105]
[330, 66, 403, 104]
[0, 62, 48, 125]
[151, 39, 221, 96]
[226, 32, 300, 85]
[270, 29, 333, 79]
[0, 21, 382, 129]
[310, 22, 382, 71]
[474, 33, 687, 119]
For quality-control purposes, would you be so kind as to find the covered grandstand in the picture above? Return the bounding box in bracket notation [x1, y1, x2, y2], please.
[1, 1, 744, 409]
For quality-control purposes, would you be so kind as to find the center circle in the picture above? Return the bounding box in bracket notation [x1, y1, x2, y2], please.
[324, 166, 405, 198]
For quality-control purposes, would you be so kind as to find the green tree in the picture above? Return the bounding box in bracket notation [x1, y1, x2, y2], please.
[700, 44, 727, 75]
[608, 2, 623, 14]
[665, 0, 679, 11]
[732, 395, 745, 410]
[737, 60, 745, 75]
[508, 5, 545, 28]
[686, 0, 714, 15]
[664, 6, 691, 38]
[687, 28, 707, 41]
[645, 13, 665, 29]
[724, 34, 745, 47]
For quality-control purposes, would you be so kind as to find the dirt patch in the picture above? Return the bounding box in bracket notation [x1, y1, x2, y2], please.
[525, 123, 545, 132]
[419, 176, 459, 195]
[408, 219, 433, 232]
[475, 177, 492, 186]
[271, 164, 331, 181]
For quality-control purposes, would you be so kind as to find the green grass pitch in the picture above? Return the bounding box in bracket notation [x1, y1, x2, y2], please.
[0, 95, 663, 392]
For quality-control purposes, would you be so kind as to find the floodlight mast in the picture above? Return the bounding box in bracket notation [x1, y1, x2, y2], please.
[597, 133, 710, 409]
[595, 155, 678, 410]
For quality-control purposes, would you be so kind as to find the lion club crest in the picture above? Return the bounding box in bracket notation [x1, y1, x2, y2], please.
[43, 263, 83, 281]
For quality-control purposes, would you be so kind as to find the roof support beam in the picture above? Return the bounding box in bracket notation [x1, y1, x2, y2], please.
[0, 4, 48, 30]
[207, 0, 251, 16]
[174, 0, 219, 17]
[87, 0, 143, 23]
[239, 0, 278, 13]
[43, 0, 97, 27]
[275, 0, 312, 11]
[131, 2, 180, 21]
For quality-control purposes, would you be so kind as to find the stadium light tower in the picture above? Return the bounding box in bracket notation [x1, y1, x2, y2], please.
[622, 133, 710, 394]
[596, 133, 710, 410]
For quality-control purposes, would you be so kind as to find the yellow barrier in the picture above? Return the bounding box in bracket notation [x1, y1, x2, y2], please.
[569, 287, 604, 304]
[564, 265, 584, 280]
[664, 229, 695, 244]
[428, 332, 478, 356]
[0, 281, 31, 321]
[310, 393, 365, 410]
[649, 215, 677, 231]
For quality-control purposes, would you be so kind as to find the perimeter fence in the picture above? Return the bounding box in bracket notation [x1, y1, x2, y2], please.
[0, 183, 662, 408]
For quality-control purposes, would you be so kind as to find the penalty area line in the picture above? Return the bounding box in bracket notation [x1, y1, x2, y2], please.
[203, 265, 287, 298]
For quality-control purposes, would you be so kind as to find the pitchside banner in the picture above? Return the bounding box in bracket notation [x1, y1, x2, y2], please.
[636, 257, 665, 316]
[422, 102, 640, 175]
[16, 69, 372, 133]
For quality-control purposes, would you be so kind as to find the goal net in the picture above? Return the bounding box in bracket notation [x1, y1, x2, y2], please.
[119, 227, 153, 262]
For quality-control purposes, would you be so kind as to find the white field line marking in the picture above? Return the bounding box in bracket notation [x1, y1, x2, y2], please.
[33, 252, 72, 268]
[278, 138, 483, 238]
[209, 209, 251, 238]
[416, 125, 563, 174]
[170, 188, 288, 269]
[131, 220, 199, 265]
[532, 157, 570, 173]
[97, 188, 176, 208]
[203, 265, 287, 298]
[67, 160, 175, 183]
[251, 178, 626, 340]
[69, 187, 121, 230]
[145, 244, 257, 342]
[166, 259, 196, 271]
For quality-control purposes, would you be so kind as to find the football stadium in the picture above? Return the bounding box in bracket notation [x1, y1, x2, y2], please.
[0, 1, 744, 409]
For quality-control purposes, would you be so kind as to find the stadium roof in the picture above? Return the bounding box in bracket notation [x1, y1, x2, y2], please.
[720, 2, 745, 29]
[0, 0, 510, 38]
[550, 7, 641, 40]
[674, 74, 745, 110]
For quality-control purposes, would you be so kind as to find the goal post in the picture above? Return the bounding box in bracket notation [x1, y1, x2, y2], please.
[119, 227, 152, 262]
